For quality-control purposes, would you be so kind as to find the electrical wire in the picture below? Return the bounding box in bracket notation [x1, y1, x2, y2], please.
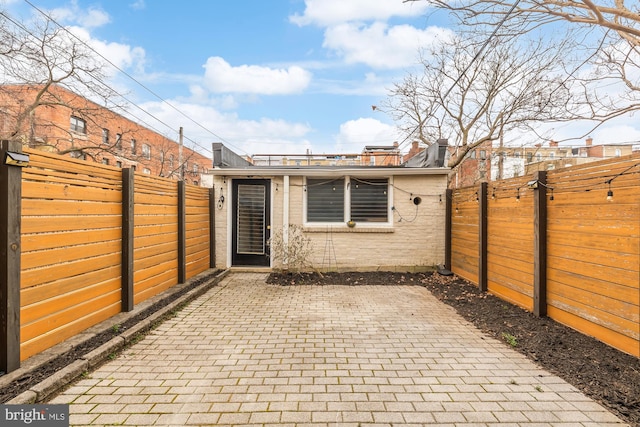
[20, 0, 248, 157]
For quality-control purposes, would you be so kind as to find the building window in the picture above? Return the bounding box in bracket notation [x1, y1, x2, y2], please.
[131, 139, 136, 154]
[169, 154, 174, 169]
[306, 177, 389, 224]
[307, 178, 345, 222]
[70, 116, 86, 134]
[350, 178, 388, 222]
[101, 158, 109, 165]
[116, 161, 122, 168]
[142, 144, 151, 160]
[615, 149, 622, 157]
[526, 153, 533, 163]
[143, 168, 151, 174]
[102, 128, 109, 144]
[116, 133, 122, 150]
[193, 163, 198, 173]
[479, 150, 487, 160]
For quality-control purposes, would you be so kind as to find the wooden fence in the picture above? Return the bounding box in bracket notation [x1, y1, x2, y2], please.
[1, 142, 214, 372]
[449, 153, 640, 357]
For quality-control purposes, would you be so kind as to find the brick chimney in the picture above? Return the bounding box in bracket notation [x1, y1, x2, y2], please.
[549, 140, 558, 147]
[586, 136, 593, 146]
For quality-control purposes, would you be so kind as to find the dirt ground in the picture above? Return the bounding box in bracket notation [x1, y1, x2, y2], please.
[267, 271, 640, 427]
[2, 270, 638, 427]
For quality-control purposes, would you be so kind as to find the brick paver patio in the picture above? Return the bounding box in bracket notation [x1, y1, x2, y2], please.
[49, 272, 628, 426]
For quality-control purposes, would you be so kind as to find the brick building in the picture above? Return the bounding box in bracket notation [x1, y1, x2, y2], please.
[0, 84, 211, 185]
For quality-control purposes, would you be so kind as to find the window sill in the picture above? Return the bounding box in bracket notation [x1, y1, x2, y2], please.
[303, 225, 394, 233]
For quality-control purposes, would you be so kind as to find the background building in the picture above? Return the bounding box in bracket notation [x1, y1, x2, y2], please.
[0, 84, 211, 185]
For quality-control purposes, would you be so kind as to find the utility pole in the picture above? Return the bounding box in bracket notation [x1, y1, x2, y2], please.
[179, 126, 184, 181]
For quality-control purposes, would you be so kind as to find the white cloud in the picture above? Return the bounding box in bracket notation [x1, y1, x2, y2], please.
[202, 57, 312, 95]
[290, 0, 429, 27]
[138, 100, 313, 156]
[129, 0, 146, 11]
[50, 1, 110, 28]
[335, 118, 401, 151]
[324, 22, 451, 69]
[66, 26, 146, 74]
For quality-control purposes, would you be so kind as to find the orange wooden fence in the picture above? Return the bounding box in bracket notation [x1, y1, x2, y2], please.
[16, 149, 213, 362]
[450, 153, 640, 357]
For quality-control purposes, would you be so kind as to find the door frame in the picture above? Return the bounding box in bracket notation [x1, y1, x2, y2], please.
[230, 178, 271, 267]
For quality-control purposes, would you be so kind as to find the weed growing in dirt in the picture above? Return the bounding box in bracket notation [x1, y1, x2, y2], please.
[502, 332, 518, 347]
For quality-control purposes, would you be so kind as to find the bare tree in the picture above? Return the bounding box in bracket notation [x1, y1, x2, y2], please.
[0, 10, 130, 159]
[382, 33, 583, 169]
[405, 0, 640, 46]
[403, 0, 640, 140]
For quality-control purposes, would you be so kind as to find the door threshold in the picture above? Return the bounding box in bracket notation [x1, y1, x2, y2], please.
[229, 266, 272, 273]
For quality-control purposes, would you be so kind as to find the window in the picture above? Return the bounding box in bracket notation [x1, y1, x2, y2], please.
[102, 128, 109, 144]
[116, 134, 122, 150]
[143, 168, 151, 174]
[70, 116, 86, 134]
[307, 178, 345, 222]
[193, 163, 198, 173]
[479, 150, 487, 160]
[131, 139, 136, 154]
[141, 143, 151, 159]
[306, 177, 389, 224]
[350, 178, 388, 222]
[116, 161, 122, 168]
[101, 158, 109, 165]
[169, 154, 174, 169]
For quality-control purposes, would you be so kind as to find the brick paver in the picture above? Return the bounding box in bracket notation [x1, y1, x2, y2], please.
[49, 272, 628, 426]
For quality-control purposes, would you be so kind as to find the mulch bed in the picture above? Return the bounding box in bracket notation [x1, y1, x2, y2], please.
[267, 271, 640, 427]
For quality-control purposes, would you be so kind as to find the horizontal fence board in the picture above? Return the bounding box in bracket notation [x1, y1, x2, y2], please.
[22, 199, 122, 216]
[21, 253, 121, 289]
[547, 306, 639, 358]
[20, 299, 121, 361]
[547, 267, 639, 303]
[22, 215, 121, 234]
[548, 242, 638, 271]
[21, 289, 121, 343]
[134, 262, 178, 284]
[22, 240, 121, 270]
[548, 230, 639, 255]
[488, 282, 533, 311]
[547, 293, 638, 340]
[21, 228, 121, 252]
[20, 266, 121, 306]
[548, 255, 638, 286]
[21, 279, 120, 325]
[547, 280, 639, 324]
[22, 180, 122, 203]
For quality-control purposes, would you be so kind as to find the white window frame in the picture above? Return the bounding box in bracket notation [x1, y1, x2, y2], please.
[303, 175, 393, 227]
[70, 116, 86, 134]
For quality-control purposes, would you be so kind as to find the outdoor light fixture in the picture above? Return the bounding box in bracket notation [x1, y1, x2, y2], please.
[4, 151, 29, 167]
[527, 179, 538, 189]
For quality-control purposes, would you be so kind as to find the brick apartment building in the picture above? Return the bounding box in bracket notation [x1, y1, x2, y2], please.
[0, 84, 211, 185]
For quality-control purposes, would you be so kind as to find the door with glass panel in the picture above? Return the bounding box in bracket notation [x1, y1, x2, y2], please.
[232, 179, 271, 266]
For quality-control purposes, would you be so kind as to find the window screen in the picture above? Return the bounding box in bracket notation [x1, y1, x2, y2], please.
[351, 178, 388, 222]
[307, 178, 344, 222]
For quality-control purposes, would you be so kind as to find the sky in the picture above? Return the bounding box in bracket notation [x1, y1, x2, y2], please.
[2, 0, 640, 160]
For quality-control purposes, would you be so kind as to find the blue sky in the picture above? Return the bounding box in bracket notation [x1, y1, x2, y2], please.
[3, 0, 639, 160]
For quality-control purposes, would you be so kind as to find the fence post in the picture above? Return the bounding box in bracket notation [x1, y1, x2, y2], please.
[444, 189, 452, 271]
[533, 171, 548, 317]
[209, 187, 216, 268]
[478, 182, 488, 292]
[0, 140, 24, 373]
[122, 168, 134, 312]
[178, 181, 186, 284]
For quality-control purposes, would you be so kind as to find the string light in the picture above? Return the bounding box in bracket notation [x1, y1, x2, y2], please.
[606, 181, 613, 201]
